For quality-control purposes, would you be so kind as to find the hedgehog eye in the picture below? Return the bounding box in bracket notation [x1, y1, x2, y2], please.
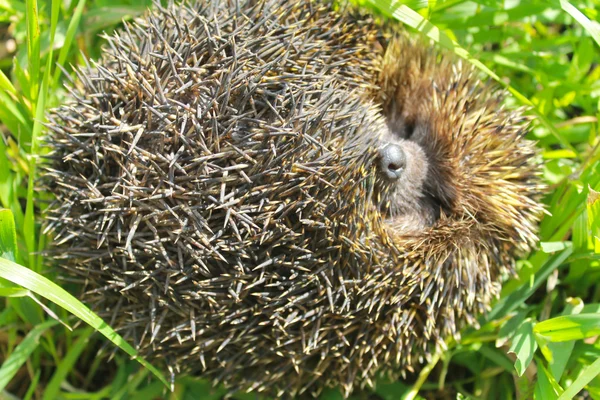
[404, 122, 415, 139]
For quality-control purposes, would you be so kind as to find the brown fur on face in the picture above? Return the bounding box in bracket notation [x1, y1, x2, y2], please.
[376, 128, 438, 233]
[373, 35, 537, 242]
[372, 40, 458, 235]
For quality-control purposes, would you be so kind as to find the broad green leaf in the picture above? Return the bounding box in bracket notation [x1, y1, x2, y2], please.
[0, 256, 170, 389]
[534, 314, 600, 342]
[535, 361, 562, 399]
[582, 303, 600, 314]
[544, 341, 575, 380]
[541, 241, 570, 253]
[537, 299, 583, 379]
[0, 320, 58, 391]
[497, 310, 528, 348]
[508, 319, 537, 376]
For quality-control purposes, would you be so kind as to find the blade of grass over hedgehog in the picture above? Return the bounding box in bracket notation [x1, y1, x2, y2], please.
[0, 210, 57, 320]
[367, 0, 577, 156]
[0, 256, 171, 389]
[0, 208, 68, 326]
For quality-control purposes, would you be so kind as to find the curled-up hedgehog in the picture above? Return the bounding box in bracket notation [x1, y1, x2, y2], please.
[43, 0, 544, 397]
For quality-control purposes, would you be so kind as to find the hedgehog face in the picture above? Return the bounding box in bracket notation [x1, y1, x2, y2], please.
[376, 129, 439, 232]
[374, 36, 540, 244]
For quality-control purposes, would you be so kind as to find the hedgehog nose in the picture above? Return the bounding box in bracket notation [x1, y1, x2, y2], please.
[379, 143, 406, 180]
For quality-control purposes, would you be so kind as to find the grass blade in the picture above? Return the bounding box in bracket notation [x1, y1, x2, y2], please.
[559, 0, 600, 48]
[0, 209, 17, 261]
[25, 0, 40, 105]
[588, 188, 600, 253]
[42, 327, 94, 400]
[557, 356, 600, 400]
[23, 370, 41, 400]
[486, 246, 573, 321]
[52, 0, 87, 87]
[0, 69, 16, 96]
[0, 287, 29, 296]
[0, 256, 170, 389]
[24, 6, 57, 269]
[0, 319, 58, 391]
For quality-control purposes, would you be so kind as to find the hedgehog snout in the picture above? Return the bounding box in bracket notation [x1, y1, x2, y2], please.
[378, 143, 407, 180]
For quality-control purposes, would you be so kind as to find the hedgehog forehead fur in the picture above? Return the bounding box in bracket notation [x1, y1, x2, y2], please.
[43, 0, 544, 397]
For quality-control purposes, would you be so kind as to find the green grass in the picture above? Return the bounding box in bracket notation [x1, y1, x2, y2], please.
[0, 0, 599, 398]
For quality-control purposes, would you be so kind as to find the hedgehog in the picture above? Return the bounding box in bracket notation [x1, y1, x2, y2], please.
[43, 0, 544, 397]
